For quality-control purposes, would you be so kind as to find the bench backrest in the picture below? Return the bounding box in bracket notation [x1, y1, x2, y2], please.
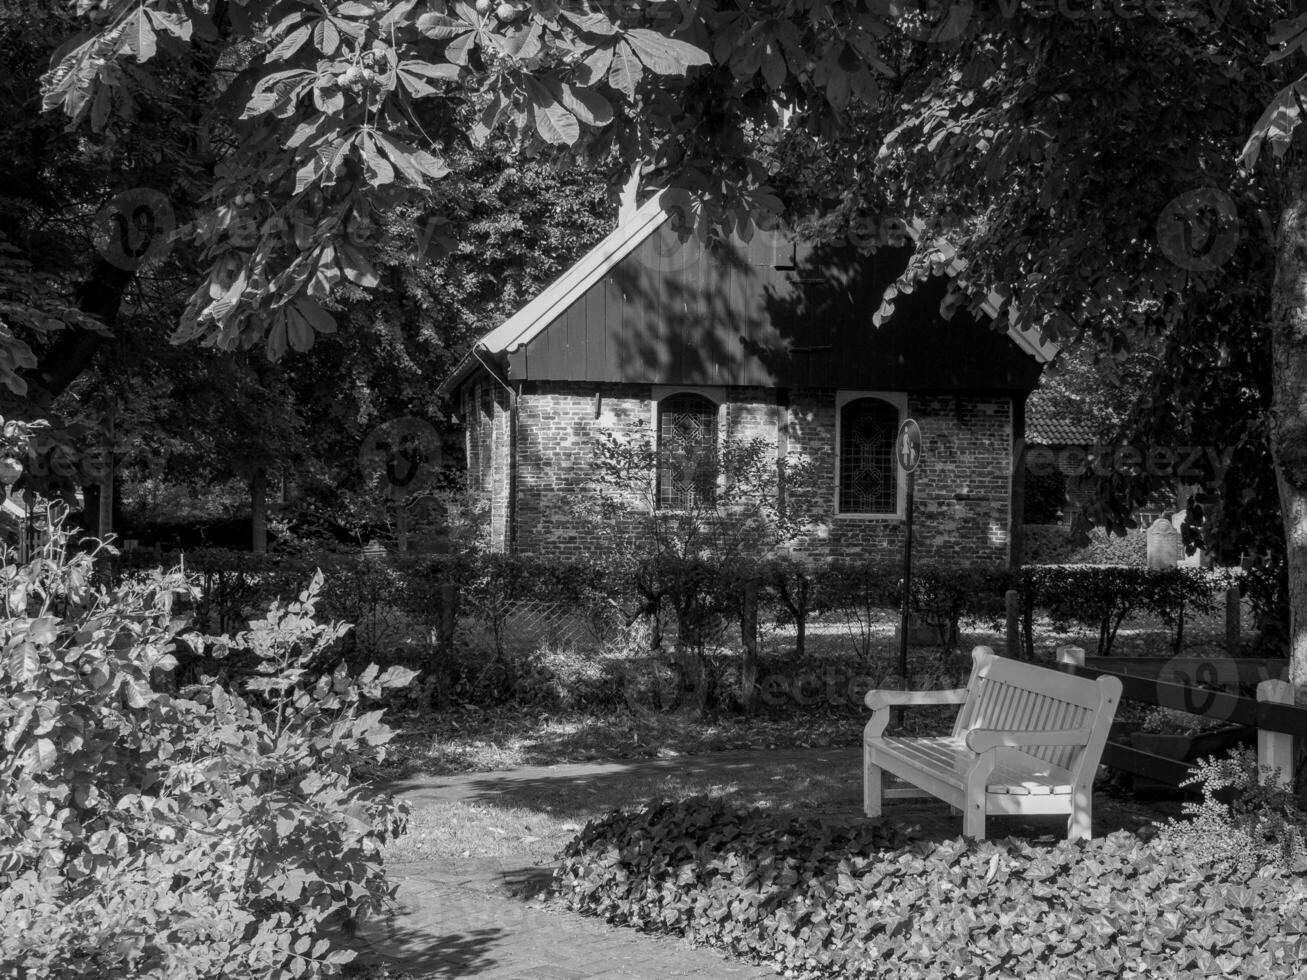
[953, 647, 1120, 777]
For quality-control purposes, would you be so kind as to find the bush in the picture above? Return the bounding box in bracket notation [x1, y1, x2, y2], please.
[1152, 749, 1307, 875]
[1024, 525, 1148, 565]
[1, 538, 415, 979]
[1240, 561, 1290, 654]
[1015, 565, 1226, 657]
[556, 797, 1307, 979]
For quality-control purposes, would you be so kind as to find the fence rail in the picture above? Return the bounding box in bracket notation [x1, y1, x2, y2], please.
[1054, 646, 1305, 789]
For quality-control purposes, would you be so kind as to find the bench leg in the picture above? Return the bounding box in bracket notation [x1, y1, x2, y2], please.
[1067, 793, 1092, 842]
[964, 754, 996, 840]
[864, 750, 883, 818]
[963, 802, 986, 840]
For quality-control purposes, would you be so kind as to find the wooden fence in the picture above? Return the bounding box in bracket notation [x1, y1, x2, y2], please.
[1055, 646, 1305, 790]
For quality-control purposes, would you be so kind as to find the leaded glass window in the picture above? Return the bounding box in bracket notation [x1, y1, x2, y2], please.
[839, 397, 898, 514]
[657, 393, 718, 510]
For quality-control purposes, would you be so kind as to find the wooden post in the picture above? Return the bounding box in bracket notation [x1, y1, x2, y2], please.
[741, 579, 759, 716]
[1258, 679, 1294, 791]
[1005, 590, 1021, 660]
[251, 468, 267, 554]
[1057, 645, 1086, 668]
[439, 582, 457, 651]
[1225, 586, 1241, 657]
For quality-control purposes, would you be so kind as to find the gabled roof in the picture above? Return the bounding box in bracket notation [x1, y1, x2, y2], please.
[437, 190, 671, 396]
[437, 191, 1061, 397]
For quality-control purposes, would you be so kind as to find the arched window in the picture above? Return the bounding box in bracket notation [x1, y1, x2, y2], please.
[657, 392, 718, 510]
[838, 397, 899, 514]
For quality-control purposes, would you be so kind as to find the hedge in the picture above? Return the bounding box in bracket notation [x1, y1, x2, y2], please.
[111, 548, 1272, 670]
[555, 797, 1307, 979]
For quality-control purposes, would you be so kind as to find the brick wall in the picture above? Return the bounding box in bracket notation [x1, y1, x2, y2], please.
[491, 381, 1014, 565]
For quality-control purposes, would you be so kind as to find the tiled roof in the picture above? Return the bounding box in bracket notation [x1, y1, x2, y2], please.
[1026, 413, 1099, 446]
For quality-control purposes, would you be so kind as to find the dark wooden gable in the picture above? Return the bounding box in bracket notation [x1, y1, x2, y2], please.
[506, 215, 1043, 392]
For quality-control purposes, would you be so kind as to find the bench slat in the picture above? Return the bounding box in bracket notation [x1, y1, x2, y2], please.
[872, 737, 1073, 795]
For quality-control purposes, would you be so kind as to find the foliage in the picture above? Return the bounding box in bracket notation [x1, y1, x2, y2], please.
[1023, 526, 1149, 567]
[1240, 560, 1290, 653]
[575, 427, 824, 710]
[1015, 566, 1227, 658]
[1, 531, 416, 979]
[1153, 749, 1307, 877]
[909, 564, 1007, 656]
[1138, 707, 1235, 738]
[557, 797, 1307, 979]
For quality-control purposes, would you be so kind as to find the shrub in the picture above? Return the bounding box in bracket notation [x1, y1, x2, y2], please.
[1, 536, 415, 979]
[909, 564, 1008, 654]
[1024, 525, 1148, 566]
[1240, 561, 1290, 655]
[1152, 749, 1307, 876]
[1016, 565, 1226, 657]
[556, 797, 1307, 979]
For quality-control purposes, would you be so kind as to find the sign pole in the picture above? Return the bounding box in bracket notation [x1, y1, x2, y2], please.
[899, 469, 914, 691]
[894, 418, 922, 727]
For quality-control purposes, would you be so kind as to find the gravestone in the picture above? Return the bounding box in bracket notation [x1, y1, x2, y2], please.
[1147, 518, 1181, 569]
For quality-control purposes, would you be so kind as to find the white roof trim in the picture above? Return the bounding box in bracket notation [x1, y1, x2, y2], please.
[1005, 322, 1061, 364]
[478, 189, 672, 357]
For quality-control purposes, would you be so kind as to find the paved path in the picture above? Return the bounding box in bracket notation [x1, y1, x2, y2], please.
[352, 748, 1166, 978]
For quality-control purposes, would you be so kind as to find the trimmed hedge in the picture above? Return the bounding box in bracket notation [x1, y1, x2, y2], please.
[112, 548, 1267, 673]
[555, 798, 1307, 979]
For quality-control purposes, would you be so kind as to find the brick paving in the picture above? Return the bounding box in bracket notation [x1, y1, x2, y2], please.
[353, 748, 1172, 979]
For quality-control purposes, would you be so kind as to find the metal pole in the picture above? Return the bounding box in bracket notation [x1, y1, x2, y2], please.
[897, 470, 915, 723]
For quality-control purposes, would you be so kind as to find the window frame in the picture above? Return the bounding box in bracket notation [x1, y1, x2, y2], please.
[833, 390, 907, 519]
[650, 386, 725, 512]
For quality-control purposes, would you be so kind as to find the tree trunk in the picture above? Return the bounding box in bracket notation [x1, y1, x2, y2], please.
[1269, 168, 1307, 692]
[98, 426, 113, 541]
[740, 580, 759, 716]
[251, 468, 267, 554]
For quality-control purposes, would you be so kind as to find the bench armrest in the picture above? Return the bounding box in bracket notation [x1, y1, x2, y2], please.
[865, 689, 968, 711]
[964, 728, 1092, 753]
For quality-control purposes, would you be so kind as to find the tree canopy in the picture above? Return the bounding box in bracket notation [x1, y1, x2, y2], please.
[7, 0, 1307, 678]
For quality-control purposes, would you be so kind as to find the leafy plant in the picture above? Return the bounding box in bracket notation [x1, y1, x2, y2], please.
[557, 796, 1307, 979]
[1152, 749, 1307, 876]
[1138, 707, 1233, 737]
[0, 523, 416, 979]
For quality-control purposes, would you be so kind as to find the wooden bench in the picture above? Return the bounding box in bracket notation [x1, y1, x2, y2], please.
[863, 646, 1122, 840]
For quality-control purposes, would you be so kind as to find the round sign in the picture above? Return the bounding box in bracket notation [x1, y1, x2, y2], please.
[896, 419, 922, 473]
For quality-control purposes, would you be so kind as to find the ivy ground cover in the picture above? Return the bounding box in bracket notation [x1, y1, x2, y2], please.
[555, 797, 1307, 980]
